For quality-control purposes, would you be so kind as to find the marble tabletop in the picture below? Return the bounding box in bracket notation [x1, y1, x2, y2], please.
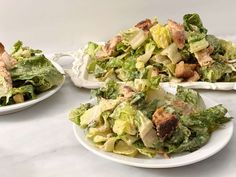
[1, 0, 236, 176]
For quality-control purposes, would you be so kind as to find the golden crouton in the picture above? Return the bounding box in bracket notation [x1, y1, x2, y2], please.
[175, 61, 197, 78]
[152, 107, 178, 138]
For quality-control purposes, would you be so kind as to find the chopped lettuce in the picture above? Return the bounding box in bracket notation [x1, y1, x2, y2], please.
[10, 40, 42, 61]
[0, 85, 36, 106]
[135, 110, 158, 147]
[136, 41, 156, 69]
[187, 32, 209, 53]
[206, 35, 224, 55]
[69, 103, 92, 125]
[150, 24, 172, 48]
[10, 55, 64, 92]
[176, 86, 205, 110]
[219, 39, 236, 59]
[199, 61, 231, 82]
[122, 27, 148, 49]
[161, 43, 182, 64]
[111, 101, 137, 135]
[85, 42, 100, 58]
[183, 13, 207, 33]
[91, 79, 119, 99]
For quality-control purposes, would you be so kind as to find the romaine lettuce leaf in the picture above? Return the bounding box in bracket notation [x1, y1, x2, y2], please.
[69, 103, 92, 125]
[183, 13, 207, 33]
[10, 55, 63, 92]
[85, 42, 100, 58]
[113, 140, 138, 157]
[206, 35, 224, 55]
[150, 24, 172, 48]
[91, 79, 119, 99]
[136, 41, 156, 69]
[0, 85, 36, 106]
[121, 27, 148, 49]
[111, 101, 137, 136]
[135, 110, 158, 148]
[10, 40, 42, 61]
[160, 43, 182, 64]
[219, 39, 236, 59]
[187, 32, 209, 53]
[199, 61, 231, 82]
[176, 86, 205, 110]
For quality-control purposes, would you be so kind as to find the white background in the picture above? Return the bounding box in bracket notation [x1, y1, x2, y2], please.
[0, 0, 236, 177]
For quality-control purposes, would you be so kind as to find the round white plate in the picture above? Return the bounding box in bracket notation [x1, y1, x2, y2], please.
[0, 59, 65, 115]
[73, 91, 233, 168]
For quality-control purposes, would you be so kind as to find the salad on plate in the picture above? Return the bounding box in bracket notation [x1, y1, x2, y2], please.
[69, 79, 232, 158]
[0, 41, 64, 106]
[67, 13, 236, 90]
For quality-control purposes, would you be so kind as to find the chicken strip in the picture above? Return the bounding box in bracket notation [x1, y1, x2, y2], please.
[96, 36, 122, 59]
[194, 46, 214, 67]
[135, 19, 153, 31]
[167, 20, 185, 49]
[0, 42, 16, 90]
[0, 42, 17, 69]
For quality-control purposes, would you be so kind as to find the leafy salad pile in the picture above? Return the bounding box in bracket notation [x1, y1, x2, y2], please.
[0, 41, 64, 106]
[84, 13, 236, 83]
[69, 79, 231, 158]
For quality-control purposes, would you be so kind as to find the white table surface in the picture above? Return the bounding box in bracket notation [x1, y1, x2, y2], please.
[0, 0, 236, 177]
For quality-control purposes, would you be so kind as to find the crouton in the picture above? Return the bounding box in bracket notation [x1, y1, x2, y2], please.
[152, 107, 178, 138]
[187, 71, 200, 82]
[175, 61, 197, 78]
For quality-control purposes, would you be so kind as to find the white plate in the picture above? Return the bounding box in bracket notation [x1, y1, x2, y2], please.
[0, 59, 65, 115]
[55, 44, 236, 90]
[72, 87, 233, 168]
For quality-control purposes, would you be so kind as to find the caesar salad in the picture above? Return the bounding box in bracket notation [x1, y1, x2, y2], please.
[69, 13, 236, 89]
[69, 79, 232, 158]
[0, 41, 64, 106]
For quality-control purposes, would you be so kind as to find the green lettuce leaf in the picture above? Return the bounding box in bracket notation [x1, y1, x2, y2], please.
[219, 39, 236, 59]
[0, 85, 36, 106]
[10, 55, 64, 92]
[160, 43, 182, 64]
[10, 40, 42, 61]
[150, 24, 172, 48]
[91, 79, 119, 99]
[199, 61, 231, 82]
[176, 86, 205, 110]
[85, 42, 100, 58]
[136, 41, 156, 69]
[121, 27, 148, 49]
[135, 110, 158, 148]
[69, 103, 92, 125]
[183, 13, 207, 33]
[111, 101, 137, 136]
[187, 32, 209, 53]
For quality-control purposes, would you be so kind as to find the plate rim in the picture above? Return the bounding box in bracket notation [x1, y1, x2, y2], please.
[72, 94, 234, 168]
